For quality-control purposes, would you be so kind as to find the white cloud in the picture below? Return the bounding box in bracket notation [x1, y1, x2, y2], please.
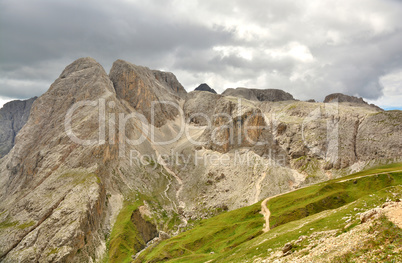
[367, 70, 402, 109]
[0, 97, 16, 109]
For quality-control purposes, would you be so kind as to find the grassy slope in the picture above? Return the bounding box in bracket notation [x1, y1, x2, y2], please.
[107, 199, 144, 263]
[136, 163, 402, 263]
[105, 192, 169, 263]
[135, 201, 263, 263]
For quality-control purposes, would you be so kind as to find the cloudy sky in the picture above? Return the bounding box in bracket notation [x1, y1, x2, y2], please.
[1, 0, 401, 109]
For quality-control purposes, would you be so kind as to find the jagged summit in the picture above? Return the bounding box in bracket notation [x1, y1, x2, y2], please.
[194, 83, 217, 94]
[222, 87, 295, 102]
[324, 93, 383, 111]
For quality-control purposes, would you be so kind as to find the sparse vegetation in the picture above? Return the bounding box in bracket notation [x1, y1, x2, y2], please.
[333, 215, 402, 262]
[17, 221, 35, 229]
[0, 218, 19, 229]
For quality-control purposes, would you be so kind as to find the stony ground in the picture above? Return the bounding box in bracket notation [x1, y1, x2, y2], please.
[254, 201, 402, 263]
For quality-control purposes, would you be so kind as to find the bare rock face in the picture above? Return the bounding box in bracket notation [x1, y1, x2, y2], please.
[0, 97, 37, 158]
[324, 93, 383, 111]
[131, 209, 158, 245]
[194, 83, 217, 94]
[152, 70, 187, 99]
[0, 57, 115, 262]
[109, 60, 186, 127]
[324, 93, 366, 104]
[202, 98, 274, 154]
[184, 91, 221, 125]
[222, 88, 295, 102]
[356, 111, 402, 161]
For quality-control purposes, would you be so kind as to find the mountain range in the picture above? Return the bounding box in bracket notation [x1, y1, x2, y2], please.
[0, 57, 400, 262]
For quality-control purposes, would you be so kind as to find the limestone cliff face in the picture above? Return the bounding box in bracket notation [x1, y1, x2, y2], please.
[0, 97, 36, 158]
[198, 97, 281, 155]
[184, 91, 221, 125]
[0, 58, 115, 262]
[109, 60, 186, 127]
[357, 111, 402, 162]
[0, 58, 147, 263]
[222, 88, 295, 102]
[152, 70, 187, 99]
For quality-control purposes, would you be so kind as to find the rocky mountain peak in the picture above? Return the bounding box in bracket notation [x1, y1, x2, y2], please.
[194, 83, 217, 94]
[59, 57, 105, 79]
[109, 59, 184, 127]
[222, 87, 295, 102]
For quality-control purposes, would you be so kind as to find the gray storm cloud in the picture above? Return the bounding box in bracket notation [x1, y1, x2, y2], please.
[0, 0, 401, 106]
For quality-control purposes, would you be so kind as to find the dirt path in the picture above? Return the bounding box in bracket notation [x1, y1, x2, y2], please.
[260, 169, 402, 233]
[260, 191, 292, 232]
[336, 169, 402, 183]
[254, 172, 267, 203]
[260, 196, 272, 232]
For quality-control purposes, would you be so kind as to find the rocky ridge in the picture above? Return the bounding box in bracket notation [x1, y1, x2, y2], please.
[222, 87, 295, 101]
[324, 93, 383, 111]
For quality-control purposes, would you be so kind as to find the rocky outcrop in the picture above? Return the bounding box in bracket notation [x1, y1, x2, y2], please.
[258, 101, 396, 171]
[222, 88, 295, 102]
[324, 93, 383, 111]
[356, 111, 402, 162]
[0, 97, 36, 158]
[194, 83, 217, 94]
[184, 91, 221, 126]
[153, 70, 187, 99]
[109, 60, 186, 127]
[131, 209, 157, 244]
[324, 93, 366, 104]
[202, 98, 278, 154]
